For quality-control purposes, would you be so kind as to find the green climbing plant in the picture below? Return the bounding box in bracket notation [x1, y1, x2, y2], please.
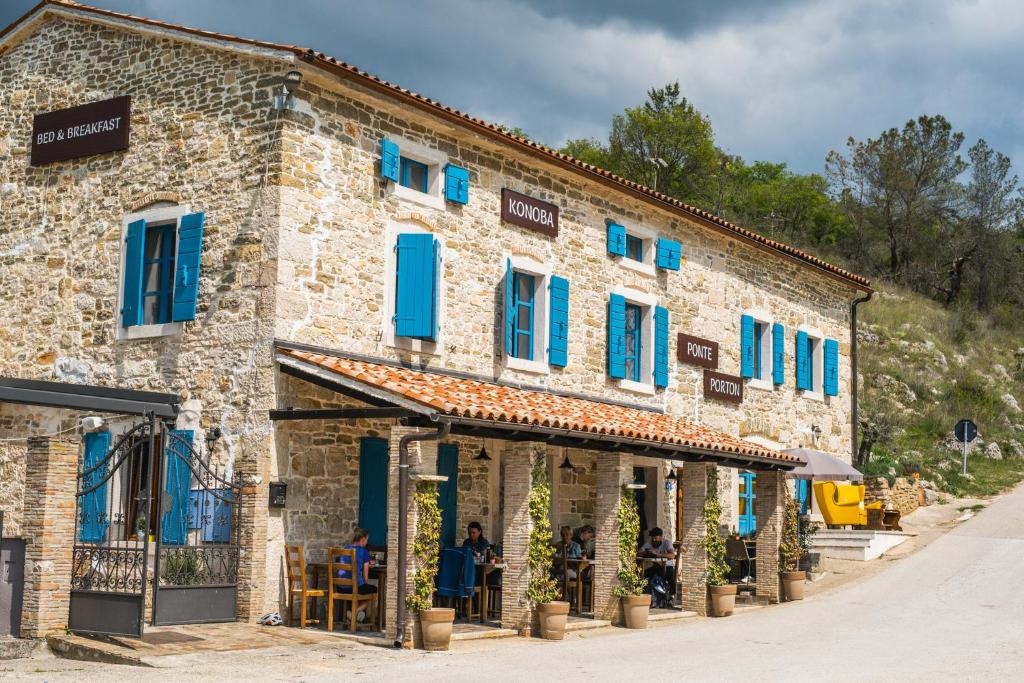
[526, 452, 560, 604]
[406, 482, 442, 614]
[779, 489, 801, 573]
[612, 486, 648, 597]
[702, 468, 730, 587]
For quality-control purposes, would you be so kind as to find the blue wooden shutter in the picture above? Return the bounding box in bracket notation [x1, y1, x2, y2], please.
[161, 430, 193, 546]
[548, 275, 569, 367]
[653, 305, 669, 388]
[437, 444, 459, 548]
[381, 138, 399, 182]
[608, 293, 627, 379]
[738, 472, 757, 537]
[824, 338, 839, 396]
[796, 330, 810, 390]
[395, 233, 438, 340]
[202, 489, 234, 543]
[171, 211, 206, 322]
[740, 314, 755, 378]
[772, 323, 785, 385]
[655, 238, 681, 271]
[444, 164, 469, 204]
[607, 223, 626, 256]
[358, 437, 389, 544]
[79, 431, 111, 543]
[504, 258, 515, 355]
[121, 219, 146, 328]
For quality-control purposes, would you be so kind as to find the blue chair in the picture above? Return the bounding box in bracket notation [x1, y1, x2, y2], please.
[436, 547, 479, 620]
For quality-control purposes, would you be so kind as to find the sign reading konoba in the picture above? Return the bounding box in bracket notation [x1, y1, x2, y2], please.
[31, 96, 131, 166]
[704, 370, 743, 404]
[501, 188, 559, 237]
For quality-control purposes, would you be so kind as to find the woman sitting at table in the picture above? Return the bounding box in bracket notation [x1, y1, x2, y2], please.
[336, 527, 377, 623]
[462, 521, 501, 586]
[553, 525, 582, 579]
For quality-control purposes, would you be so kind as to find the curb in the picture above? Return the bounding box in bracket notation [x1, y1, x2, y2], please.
[46, 634, 152, 667]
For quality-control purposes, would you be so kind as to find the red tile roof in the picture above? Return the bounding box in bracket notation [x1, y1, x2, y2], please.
[279, 348, 799, 467]
[2, 1, 871, 292]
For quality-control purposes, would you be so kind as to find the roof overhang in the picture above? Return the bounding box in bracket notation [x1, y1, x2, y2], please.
[0, 377, 179, 418]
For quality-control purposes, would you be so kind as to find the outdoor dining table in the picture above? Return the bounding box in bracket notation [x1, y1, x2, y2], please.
[307, 561, 388, 629]
[553, 557, 596, 615]
[475, 559, 506, 623]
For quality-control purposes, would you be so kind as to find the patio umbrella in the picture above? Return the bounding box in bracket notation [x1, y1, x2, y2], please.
[782, 447, 864, 481]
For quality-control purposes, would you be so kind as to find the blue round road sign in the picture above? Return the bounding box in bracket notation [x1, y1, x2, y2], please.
[954, 419, 978, 444]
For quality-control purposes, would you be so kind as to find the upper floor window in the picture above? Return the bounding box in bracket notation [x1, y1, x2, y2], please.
[400, 157, 429, 193]
[624, 303, 643, 382]
[380, 137, 469, 209]
[382, 224, 445, 353]
[795, 328, 840, 398]
[607, 221, 680, 275]
[142, 222, 177, 325]
[608, 288, 669, 394]
[504, 256, 569, 373]
[625, 234, 644, 262]
[741, 313, 784, 389]
[510, 272, 536, 360]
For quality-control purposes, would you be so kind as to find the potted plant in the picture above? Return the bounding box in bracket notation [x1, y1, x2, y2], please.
[527, 453, 568, 639]
[797, 514, 820, 574]
[406, 482, 454, 651]
[779, 490, 806, 601]
[135, 513, 147, 541]
[703, 468, 735, 617]
[612, 486, 650, 628]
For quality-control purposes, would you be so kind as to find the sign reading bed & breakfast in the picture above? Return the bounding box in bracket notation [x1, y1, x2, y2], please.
[31, 96, 131, 166]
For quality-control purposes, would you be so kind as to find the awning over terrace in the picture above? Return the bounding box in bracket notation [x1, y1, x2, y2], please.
[273, 345, 800, 472]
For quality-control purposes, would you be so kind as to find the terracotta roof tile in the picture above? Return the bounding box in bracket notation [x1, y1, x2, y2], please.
[280, 348, 799, 467]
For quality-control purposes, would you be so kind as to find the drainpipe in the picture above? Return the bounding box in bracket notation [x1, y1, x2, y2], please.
[850, 291, 873, 465]
[394, 420, 450, 649]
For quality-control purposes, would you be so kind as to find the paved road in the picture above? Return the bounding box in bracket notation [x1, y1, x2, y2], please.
[6, 486, 1024, 681]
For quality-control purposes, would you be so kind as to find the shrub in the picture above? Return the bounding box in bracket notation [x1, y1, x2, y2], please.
[526, 452, 560, 605]
[779, 492, 800, 572]
[162, 548, 204, 586]
[702, 468, 730, 587]
[612, 487, 647, 597]
[406, 482, 442, 614]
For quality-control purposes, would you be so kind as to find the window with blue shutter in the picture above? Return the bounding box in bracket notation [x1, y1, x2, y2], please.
[161, 430, 193, 546]
[395, 233, 439, 340]
[381, 138, 400, 182]
[141, 223, 176, 325]
[400, 157, 429, 193]
[772, 323, 785, 385]
[753, 321, 764, 380]
[624, 303, 642, 382]
[444, 164, 469, 204]
[655, 238, 681, 271]
[121, 219, 146, 328]
[202, 489, 234, 543]
[795, 479, 810, 515]
[796, 330, 811, 391]
[608, 293, 627, 379]
[824, 338, 839, 396]
[358, 437, 389, 544]
[740, 314, 755, 378]
[548, 275, 569, 367]
[738, 472, 757, 537]
[607, 223, 627, 256]
[625, 235, 643, 261]
[654, 305, 669, 388]
[171, 212, 205, 322]
[511, 272, 536, 360]
[504, 258, 514, 356]
[79, 431, 111, 543]
[437, 444, 459, 548]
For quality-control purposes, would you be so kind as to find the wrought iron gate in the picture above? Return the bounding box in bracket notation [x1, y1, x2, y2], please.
[70, 417, 242, 637]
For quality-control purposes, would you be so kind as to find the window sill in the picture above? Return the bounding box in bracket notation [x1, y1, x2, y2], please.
[618, 257, 656, 277]
[747, 378, 774, 392]
[800, 389, 825, 402]
[389, 183, 445, 211]
[117, 321, 183, 341]
[388, 335, 440, 356]
[505, 356, 549, 375]
[617, 378, 656, 396]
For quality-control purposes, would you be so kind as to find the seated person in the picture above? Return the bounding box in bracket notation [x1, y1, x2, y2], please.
[574, 524, 596, 559]
[335, 527, 377, 623]
[552, 525, 582, 580]
[462, 521, 500, 585]
[639, 527, 677, 593]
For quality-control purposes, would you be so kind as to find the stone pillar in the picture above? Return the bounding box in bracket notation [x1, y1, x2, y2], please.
[385, 426, 439, 645]
[20, 436, 78, 638]
[235, 426, 270, 622]
[499, 442, 541, 634]
[754, 469, 785, 605]
[679, 462, 715, 616]
[592, 452, 631, 622]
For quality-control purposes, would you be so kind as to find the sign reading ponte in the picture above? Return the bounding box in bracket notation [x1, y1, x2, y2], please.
[677, 333, 719, 369]
[704, 370, 743, 404]
[501, 188, 559, 237]
[31, 96, 131, 166]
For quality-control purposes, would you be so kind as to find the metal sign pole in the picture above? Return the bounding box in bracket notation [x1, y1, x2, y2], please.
[963, 437, 968, 476]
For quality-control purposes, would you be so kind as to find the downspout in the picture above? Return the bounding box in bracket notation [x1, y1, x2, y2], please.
[394, 419, 450, 649]
[850, 291, 873, 465]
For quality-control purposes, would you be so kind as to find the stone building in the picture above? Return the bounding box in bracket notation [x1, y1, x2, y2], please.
[0, 1, 870, 643]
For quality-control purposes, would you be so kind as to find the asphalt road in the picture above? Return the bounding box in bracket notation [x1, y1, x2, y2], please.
[6, 485, 1023, 682]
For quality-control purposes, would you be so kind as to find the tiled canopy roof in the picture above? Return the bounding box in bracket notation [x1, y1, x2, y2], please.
[2, 1, 871, 291]
[278, 348, 800, 467]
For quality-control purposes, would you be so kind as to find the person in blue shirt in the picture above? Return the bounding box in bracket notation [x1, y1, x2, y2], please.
[462, 521, 490, 555]
[336, 527, 377, 623]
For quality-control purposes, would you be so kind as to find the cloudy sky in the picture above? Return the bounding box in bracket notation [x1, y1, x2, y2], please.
[4, 0, 1023, 176]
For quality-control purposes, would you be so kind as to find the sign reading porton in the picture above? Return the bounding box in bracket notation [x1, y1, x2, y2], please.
[501, 188, 559, 237]
[704, 370, 743, 404]
[31, 96, 131, 166]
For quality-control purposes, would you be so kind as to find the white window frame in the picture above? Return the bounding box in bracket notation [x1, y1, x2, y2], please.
[612, 285, 657, 395]
[381, 221, 447, 355]
[798, 324, 825, 401]
[613, 222, 657, 277]
[744, 308, 775, 392]
[386, 136, 447, 211]
[504, 254, 552, 375]
[115, 203, 190, 341]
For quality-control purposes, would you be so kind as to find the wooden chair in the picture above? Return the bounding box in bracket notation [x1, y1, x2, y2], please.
[284, 544, 324, 627]
[575, 559, 593, 614]
[327, 546, 378, 632]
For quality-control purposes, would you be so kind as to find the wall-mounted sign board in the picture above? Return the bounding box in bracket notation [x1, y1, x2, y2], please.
[31, 96, 131, 166]
[501, 188, 559, 237]
[704, 370, 743, 404]
[677, 333, 719, 369]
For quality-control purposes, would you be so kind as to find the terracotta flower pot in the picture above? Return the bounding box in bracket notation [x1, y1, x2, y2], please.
[709, 584, 737, 617]
[782, 570, 806, 601]
[537, 601, 570, 640]
[419, 607, 455, 651]
[621, 593, 651, 629]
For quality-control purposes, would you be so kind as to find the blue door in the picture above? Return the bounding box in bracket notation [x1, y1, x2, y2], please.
[437, 444, 459, 548]
[738, 472, 757, 537]
[358, 438, 389, 546]
[795, 479, 810, 515]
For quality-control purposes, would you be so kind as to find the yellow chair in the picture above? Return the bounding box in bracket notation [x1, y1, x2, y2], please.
[813, 481, 883, 527]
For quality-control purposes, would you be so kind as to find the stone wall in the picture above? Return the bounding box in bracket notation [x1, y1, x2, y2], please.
[864, 476, 921, 516]
[549, 449, 597, 533]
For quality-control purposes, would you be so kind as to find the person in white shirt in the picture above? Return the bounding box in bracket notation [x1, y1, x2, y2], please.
[639, 527, 676, 592]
